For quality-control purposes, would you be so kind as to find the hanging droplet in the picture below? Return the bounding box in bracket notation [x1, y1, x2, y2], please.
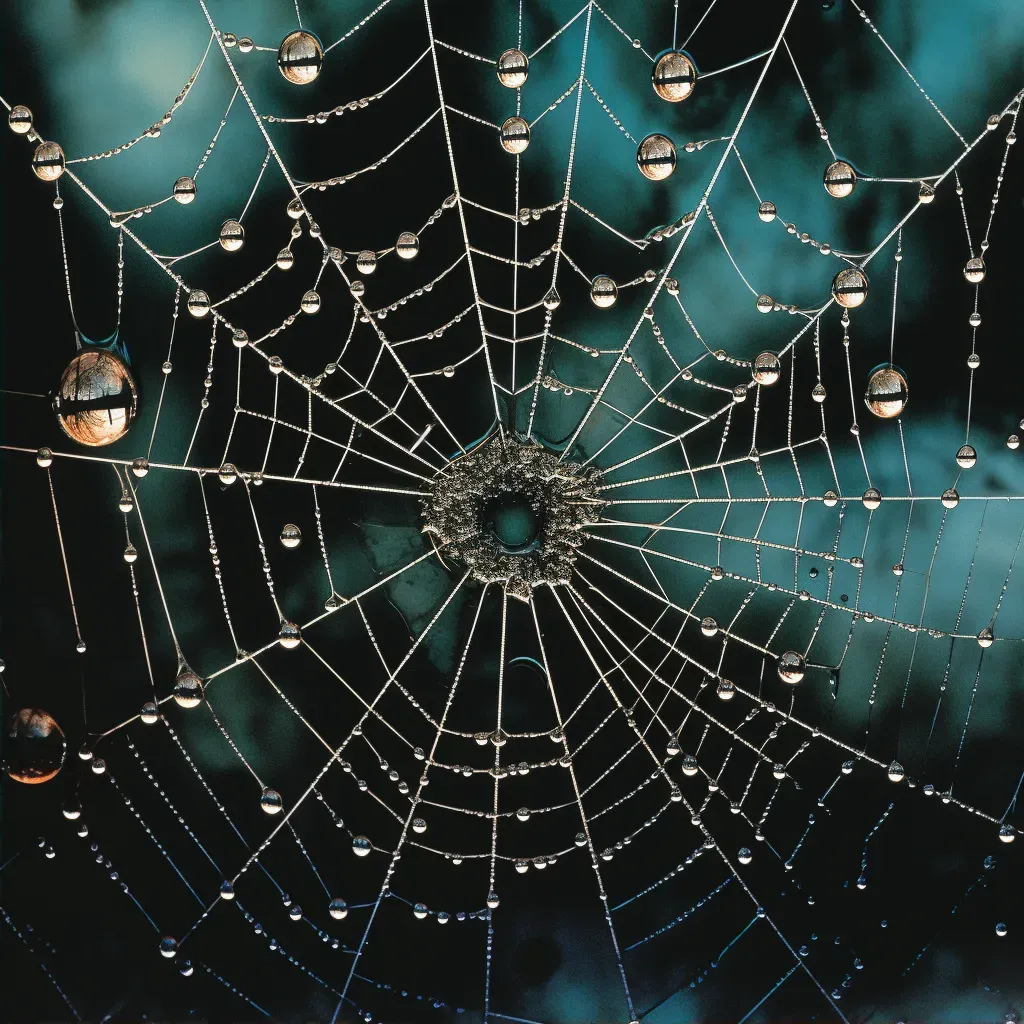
[823, 489, 839, 507]
[352, 835, 372, 857]
[31, 141, 66, 182]
[716, 678, 735, 701]
[651, 50, 697, 102]
[998, 823, 1015, 843]
[887, 761, 905, 783]
[55, 349, 138, 447]
[259, 788, 283, 814]
[5, 709, 65, 784]
[977, 627, 994, 648]
[238, 37, 254, 53]
[131, 457, 149, 478]
[277, 30, 323, 85]
[395, 231, 419, 260]
[777, 651, 806, 684]
[350, 279, 366, 299]
[681, 754, 699, 776]
[496, 48, 529, 88]
[541, 285, 561, 312]
[172, 175, 197, 204]
[590, 275, 617, 308]
[411, 818, 427, 834]
[940, 488, 960, 509]
[756, 294, 774, 313]
[218, 219, 245, 252]
[637, 134, 677, 181]
[516, 806, 531, 821]
[140, 702, 159, 725]
[738, 847, 753, 865]
[356, 250, 377, 275]
[36, 447, 54, 467]
[118, 489, 134, 513]
[752, 352, 781, 386]
[864, 364, 908, 418]
[300, 290, 321, 315]
[917, 182, 936, 204]
[286, 197, 304, 219]
[279, 524, 302, 549]
[8, 105, 33, 135]
[499, 116, 530, 154]
[963, 257, 986, 284]
[956, 444, 977, 469]
[62, 799, 82, 820]
[996, 922, 1008, 937]
[187, 290, 211, 317]
[123, 544, 138, 563]
[413, 902, 429, 919]
[823, 160, 856, 198]
[832, 268, 868, 308]
[219, 881, 235, 900]
[218, 463, 238, 485]
[278, 621, 302, 649]
[862, 487, 882, 510]
[173, 667, 204, 709]
[159, 936, 178, 959]
[758, 200, 777, 222]
[812, 383, 827, 403]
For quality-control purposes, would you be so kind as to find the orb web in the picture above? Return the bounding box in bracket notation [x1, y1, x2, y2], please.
[1, 0, 1023, 1022]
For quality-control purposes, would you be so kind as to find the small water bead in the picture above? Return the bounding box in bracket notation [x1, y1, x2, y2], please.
[651, 50, 697, 102]
[969, 312, 982, 328]
[258, 787, 283, 815]
[977, 627, 994, 648]
[756, 294, 774, 313]
[823, 160, 856, 198]
[917, 182, 936, 204]
[300, 290, 321, 315]
[681, 754, 699, 776]
[590, 275, 618, 308]
[286, 197, 304, 219]
[159, 936, 178, 959]
[123, 544, 138, 563]
[278, 621, 302, 649]
[499, 116, 530, 154]
[411, 818, 427, 834]
[140, 702, 159, 725]
[832, 267, 868, 308]
[637, 134, 677, 181]
[812, 383, 827, 403]
[5, 709, 65, 784]
[496, 48, 528, 88]
[887, 762, 905, 783]
[269, 356, 284, 374]
[218, 463, 238, 485]
[941, 488, 960, 510]
[8, 105, 33, 134]
[53, 196, 64, 210]
[437, 911, 451, 924]
[752, 351, 781, 386]
[777, 650, 806, 684]
[956, 444, 977, 469]
[996, 922, 1009, 937]
[279, 524, 302, 549]
[219, 881, 235, 900]
[278, 30, 324, 85]
[31, 141, 66, 181]
[964, 257, 986, 283]
[63, 799, 82, 820]
[172, 175, 196, 204]
[1008, 435, 1020, 450]
[36, 448, 54, 468]
[486, 892, 501, 910]
[700, 616, 719, 637]
[118, 488, 135, 513]
[758, 200, 777, 222]
[862, 487, 882, 510]
[173, 668, 204, 709]
[288, 905, 303, 921]
[218, 219, 245, 252]
[967, 353, 981, 370]
[542, 286, 561, 311]
[187, 290, 211, 318]
[237, 37, 254, 53]
[717, 678, 736, 701]
[999, 823, 1016, 843]
[356, 250, 377, 275]
[864, 364, 908, 418]
[711, 566, 725, 581]
[353, 835, 372, 857]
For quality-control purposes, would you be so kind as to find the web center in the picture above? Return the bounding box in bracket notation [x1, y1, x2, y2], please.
[485, 492, 542, 553]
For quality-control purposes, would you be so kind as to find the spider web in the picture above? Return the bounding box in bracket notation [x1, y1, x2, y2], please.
[2, 0, 1024, 1021]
